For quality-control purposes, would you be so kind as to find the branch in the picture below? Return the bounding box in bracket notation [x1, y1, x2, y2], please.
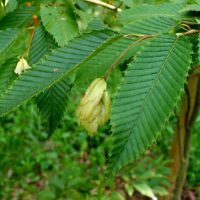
[84, 0, 122, 12]
[176, 29, 200, 37]
[104, 34, 157, 79]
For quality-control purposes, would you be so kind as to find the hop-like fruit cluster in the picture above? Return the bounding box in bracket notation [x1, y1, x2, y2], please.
[76, 78, 110, 135]
[14, 57, 31, 75]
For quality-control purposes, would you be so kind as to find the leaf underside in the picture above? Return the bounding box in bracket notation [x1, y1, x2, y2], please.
[110, 34, 191, 172]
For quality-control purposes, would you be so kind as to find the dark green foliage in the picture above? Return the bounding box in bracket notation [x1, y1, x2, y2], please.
[29, 25, 71, 133]
[75, 36, 147, 85]
[0, 0, 200, 188]
[110, 35, 191, 172]
[0, 57, 18, 94]
[0, 7, 36, 29]
[0, 30, 114, 115]
[36, 78, 71, 134]
[0, 28, 19, 57]
[29, 25, 58, 65]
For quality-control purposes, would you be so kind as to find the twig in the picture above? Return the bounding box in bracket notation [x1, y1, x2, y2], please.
[84, 0, 122, 12]
[176, 29, 200, 37]
[104, 34, 157, 79]
[25, 27, 36, 57]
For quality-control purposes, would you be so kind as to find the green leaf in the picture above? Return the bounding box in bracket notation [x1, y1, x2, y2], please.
[75, 36, 149, 85]
[152, 186, 169, 196]
[29, 25, 69, 133]
[119, 3, 184, 25]
[0, 57, 18, 94]
[36, 78, 71, 133]
[110, 34, 191, 172]
[0, 30, 115, 115]
[125, 183, 134, 197]
[87, 17, 107, 31]
[40, 5, 78, 46]
[134, 183, 156, 199]
[0, 28, 19, 57]
[5, 0, 18, 13]
[0, 6, 36, 29]
[120, 17, 178, 35]
[181, 4, 200, 12]
[0, 2, 6, 20]
[29, 25, 58, 64]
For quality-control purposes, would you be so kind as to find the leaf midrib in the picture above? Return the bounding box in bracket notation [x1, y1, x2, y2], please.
[115, 36, 178, 165]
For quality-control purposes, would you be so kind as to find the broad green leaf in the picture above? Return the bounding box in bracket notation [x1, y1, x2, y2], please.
[0, 6, 36, 29]
[120, 17, 178, 35]
[40, 5, 78, 46]
[0, 30, 115, 115]
[119, 3, 184, 24]
[29, 25, 70, 133]
[0, 28, 19, 59]
[110, 34, 191, 172]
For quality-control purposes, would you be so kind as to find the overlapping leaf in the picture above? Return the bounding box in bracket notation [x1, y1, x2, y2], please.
[76, 36, 149, 85]
[120, 17, 178, 35]
[40, 5, 78, 46]
[110, 34, 191, 172]
[29, 25, 70, 132]
[0, 30, 116, 115]
[119, 3, 184, 25]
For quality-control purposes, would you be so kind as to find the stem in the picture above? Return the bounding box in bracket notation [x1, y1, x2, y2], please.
[104, 34, 156, 79]
[84, 0, 122, 12]
[172, 67, 200, 200]
[24, 27, 36, 58]
[176, 29, 200, 37]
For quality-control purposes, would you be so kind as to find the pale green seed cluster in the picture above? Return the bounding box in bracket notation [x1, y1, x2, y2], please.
[76, 78, 110, 135]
